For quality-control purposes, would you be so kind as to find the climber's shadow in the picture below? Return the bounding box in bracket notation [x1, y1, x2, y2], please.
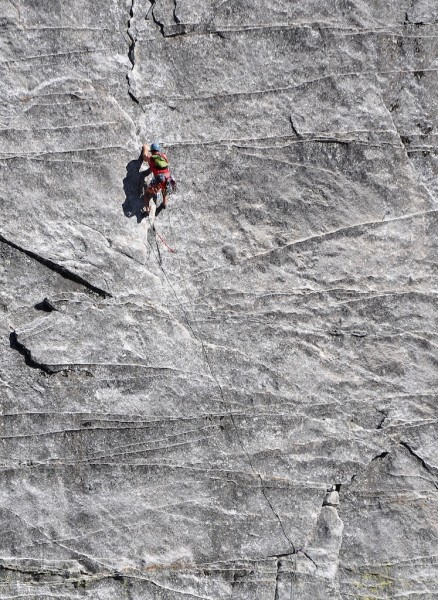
[122, 158, 149, 223]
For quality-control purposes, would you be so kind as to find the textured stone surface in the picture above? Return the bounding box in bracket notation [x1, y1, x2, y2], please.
[0, 0, 437, 598]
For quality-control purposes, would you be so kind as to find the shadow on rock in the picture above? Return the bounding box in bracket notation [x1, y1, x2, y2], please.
[122, 158, 147, 223]
[155, 203, 166, 218]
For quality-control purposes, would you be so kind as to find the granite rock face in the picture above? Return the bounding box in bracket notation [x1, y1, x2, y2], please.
[0, 0, 437, 598]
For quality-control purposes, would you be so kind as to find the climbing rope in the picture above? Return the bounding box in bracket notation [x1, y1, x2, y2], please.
[147, 207, 316, 594]
[154, 227, 176, 253]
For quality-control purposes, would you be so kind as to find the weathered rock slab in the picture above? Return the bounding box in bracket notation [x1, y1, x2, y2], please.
[0, 0, 437, 598]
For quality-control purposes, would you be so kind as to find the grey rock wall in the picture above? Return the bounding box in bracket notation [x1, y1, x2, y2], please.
[0, 0, 437, 598]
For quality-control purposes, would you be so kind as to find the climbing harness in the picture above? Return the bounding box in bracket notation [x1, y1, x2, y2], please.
[165, 176, 177, 197]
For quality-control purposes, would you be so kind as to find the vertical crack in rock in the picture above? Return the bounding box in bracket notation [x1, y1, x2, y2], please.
[153, 249, 299, 561]
[400, 441, 438, 486]
[0, 234, 111, 298]
[173, 0, 181, 24]
[147, 0, 185, 37]
[289, 116, 302, 139]
[274, 558, 280, 600]
[257, 478, 299, 556]
[268, 549, 317, 597]
[376, 408, 389, 430]
[127, 0, 139, 103]
[148, 0, 166, 37]
[127, 0, 135, 67]
[9, 332, 55, 375]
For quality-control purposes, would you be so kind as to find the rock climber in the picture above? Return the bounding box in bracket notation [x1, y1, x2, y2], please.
[139, 142, 175, 214]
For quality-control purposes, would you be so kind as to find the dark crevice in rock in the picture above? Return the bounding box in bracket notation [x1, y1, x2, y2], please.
[0, 563, 77, 580]
[376, 409, 388, 429]
[405, 4, 427, 27]
[315, 137, 350, 145]
[148, 0, 190, 38]
[9, 332, 55, 375]
[127, 1, 135, 67]
[215, 30, 229, 39]
[268, 551, 295, 559]
[400, 441, 438, 485]
[274, 559, 280, 600]
[0, 562, 114, 584]
[0, 234, 111, 298]
[298, 548, 318, 569]
[371, 450, 389, 461]
[268, 547, 317, 569]
[126, 0, 139, 103]
[329, 327, 344, 336]
[173, 0, 181, 24]
[257, 475, 300, 559]
[34, 298, 58, 312]
[149, 0, 166, 37]
[345, 453, 389, 485]
[329, 327, 367, 337]
[128, 89, 139, 104]
[156, 23, 191, 38]
[323, 484, 341, 507]
[289, 116, 301, 139]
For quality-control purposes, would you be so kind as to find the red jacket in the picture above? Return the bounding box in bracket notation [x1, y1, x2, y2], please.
[147, 152, 170, 177]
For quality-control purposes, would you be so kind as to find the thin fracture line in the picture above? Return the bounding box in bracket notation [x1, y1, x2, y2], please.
[149, 215, 302, 560]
